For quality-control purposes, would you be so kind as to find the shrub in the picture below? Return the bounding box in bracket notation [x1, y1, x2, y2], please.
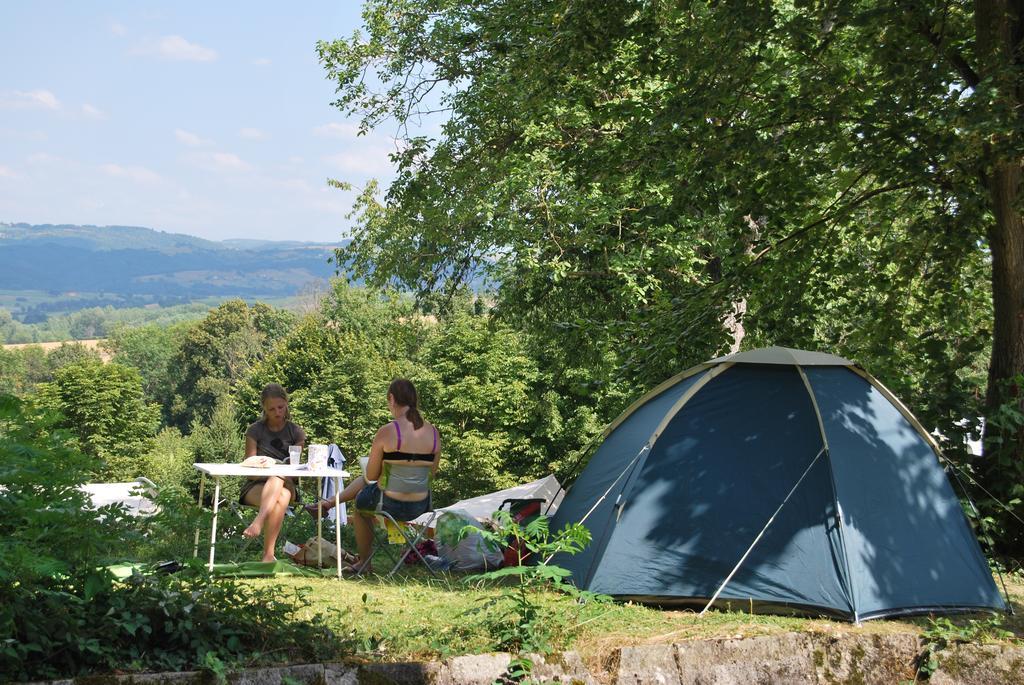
[4, 569, 344, 680]
[462, 511, 604, 655]
[33, 360, 160, 480]
[143, 426, 195, 489]
[0, 393, 347, 680]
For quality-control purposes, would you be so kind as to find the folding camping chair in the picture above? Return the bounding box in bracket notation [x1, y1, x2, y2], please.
[360, 508, 440, 576]
[354, 461, 439, 577]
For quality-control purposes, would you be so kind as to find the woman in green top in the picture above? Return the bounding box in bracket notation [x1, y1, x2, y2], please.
[241, 383, 306, 561]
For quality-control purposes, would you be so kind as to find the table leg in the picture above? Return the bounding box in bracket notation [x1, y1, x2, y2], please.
[316, 476, 323, 569]
[193, 472, 206, 558]
[208, 477, 221, 572]
[334, 476, 342, 579]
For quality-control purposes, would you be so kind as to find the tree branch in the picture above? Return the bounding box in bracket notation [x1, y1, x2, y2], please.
[914, 15, 981, 88]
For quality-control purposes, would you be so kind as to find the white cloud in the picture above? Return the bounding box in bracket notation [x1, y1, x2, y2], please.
[324, 148, 394, 176]
[81, 103, 105, 119]
[252, 57, 271, 66]
[313, 122, 361, 139]
[143, 35, 218, 62]
[0, 165, 19, 179]
[0, 89, 60, 110]
[174, 128, 212, 147]
[183, 150, 254, 173]
[110, 22, 127, 36]
[99, 163, 162, 184]
[238, 127, 267, 140]
[210, 152, 251, 172]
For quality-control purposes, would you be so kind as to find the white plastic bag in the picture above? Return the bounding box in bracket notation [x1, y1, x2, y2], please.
[435, 508, 504, 570]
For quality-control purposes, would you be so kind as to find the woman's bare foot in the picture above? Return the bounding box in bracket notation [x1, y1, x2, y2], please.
[261, 554, 276, 563]
[243, 519, 263, 538]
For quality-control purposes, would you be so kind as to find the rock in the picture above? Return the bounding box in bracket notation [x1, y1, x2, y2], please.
[16, 636, 1022, 685]
[929, 643, 1024, 685]
[229, 664, 324, 685]
[617, 644, 682, 684]
[358, 661, 445, 685]
[444, 653, 511, 684]
[323, 663, 359, 685]
[526, 652, 599, 685]
[673, 633, 819, 684]
[812, 633, 919, 684]
[613, 632, 919, 684]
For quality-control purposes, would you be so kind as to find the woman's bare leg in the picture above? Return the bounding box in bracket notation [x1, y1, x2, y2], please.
[243, 477, 282, 537]
[310, 476, 365, 514]
[259, 485, 293, 562]
[353, 511, 373, 568]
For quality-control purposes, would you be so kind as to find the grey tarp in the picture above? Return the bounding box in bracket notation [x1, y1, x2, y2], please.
[550, 347, 1006, 620]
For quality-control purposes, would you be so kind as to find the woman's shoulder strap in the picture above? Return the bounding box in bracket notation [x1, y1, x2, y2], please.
[393, 420, 402, 450]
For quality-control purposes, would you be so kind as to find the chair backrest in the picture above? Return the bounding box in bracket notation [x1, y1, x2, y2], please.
[379, 461, 432, 495]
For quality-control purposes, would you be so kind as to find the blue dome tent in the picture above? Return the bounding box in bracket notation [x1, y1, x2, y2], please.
[550, 347, 1007, 621]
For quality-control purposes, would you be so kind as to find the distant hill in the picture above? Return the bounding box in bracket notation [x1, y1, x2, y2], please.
[0, 223, 349, 320]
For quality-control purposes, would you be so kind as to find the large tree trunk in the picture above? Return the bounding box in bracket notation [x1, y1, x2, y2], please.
[977, 0, 1024, 420]
[983, 163, 1024, 441]
[976, 1, 1024, 553]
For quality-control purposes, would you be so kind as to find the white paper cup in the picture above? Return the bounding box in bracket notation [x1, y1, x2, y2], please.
[308, 444, 328, 469]
[359, 456, 369, 473]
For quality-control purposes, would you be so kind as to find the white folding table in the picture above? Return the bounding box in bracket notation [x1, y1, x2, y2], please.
[192, 462, 350, 578]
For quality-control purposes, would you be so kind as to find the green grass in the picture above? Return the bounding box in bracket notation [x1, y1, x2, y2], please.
[231, 571, 1023, 671]
[205, 508, 1023, 668]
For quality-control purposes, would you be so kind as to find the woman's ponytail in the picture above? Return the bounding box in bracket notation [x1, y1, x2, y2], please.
[389, 378, 424, 429]
[406, 407, 424, 430]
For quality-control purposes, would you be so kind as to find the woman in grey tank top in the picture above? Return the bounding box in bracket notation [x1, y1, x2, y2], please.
[241, 383, 306, 561]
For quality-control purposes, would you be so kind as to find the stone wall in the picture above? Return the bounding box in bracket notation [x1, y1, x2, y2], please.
[23, 632, 1024, 684]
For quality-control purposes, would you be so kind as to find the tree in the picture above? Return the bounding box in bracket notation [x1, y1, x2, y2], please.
[34, 360, 159, 481]
[0, 344, 104, 398]
[68, 308, 109, 340]
[0, 308, 34, 344]
[46, 342, 102, 372]
[186, 395, 247, 500]
[104, 321, 193, 423]
[321, 1, 1023, 551]
[239, 282, 410, 461]
[167, 300, 296, 430]
[142, 426, 194, 490]
[417, 310, 561, 503]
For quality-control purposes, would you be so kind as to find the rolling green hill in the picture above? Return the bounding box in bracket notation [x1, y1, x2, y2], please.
[0, 223, 348, 322]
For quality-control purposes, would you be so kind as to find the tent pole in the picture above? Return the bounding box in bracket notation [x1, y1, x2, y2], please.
[853, 365, 1015, 617]
[797, 365, 859, 622]
[546, 429, 607, 516]
[699, 447, 826, 617]
[547, 364, 720, 517]
[543, 442, 651, 569]
[576, 443, 650, 528]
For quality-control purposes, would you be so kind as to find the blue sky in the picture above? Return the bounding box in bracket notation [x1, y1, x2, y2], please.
[0, 2, 406, 243]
